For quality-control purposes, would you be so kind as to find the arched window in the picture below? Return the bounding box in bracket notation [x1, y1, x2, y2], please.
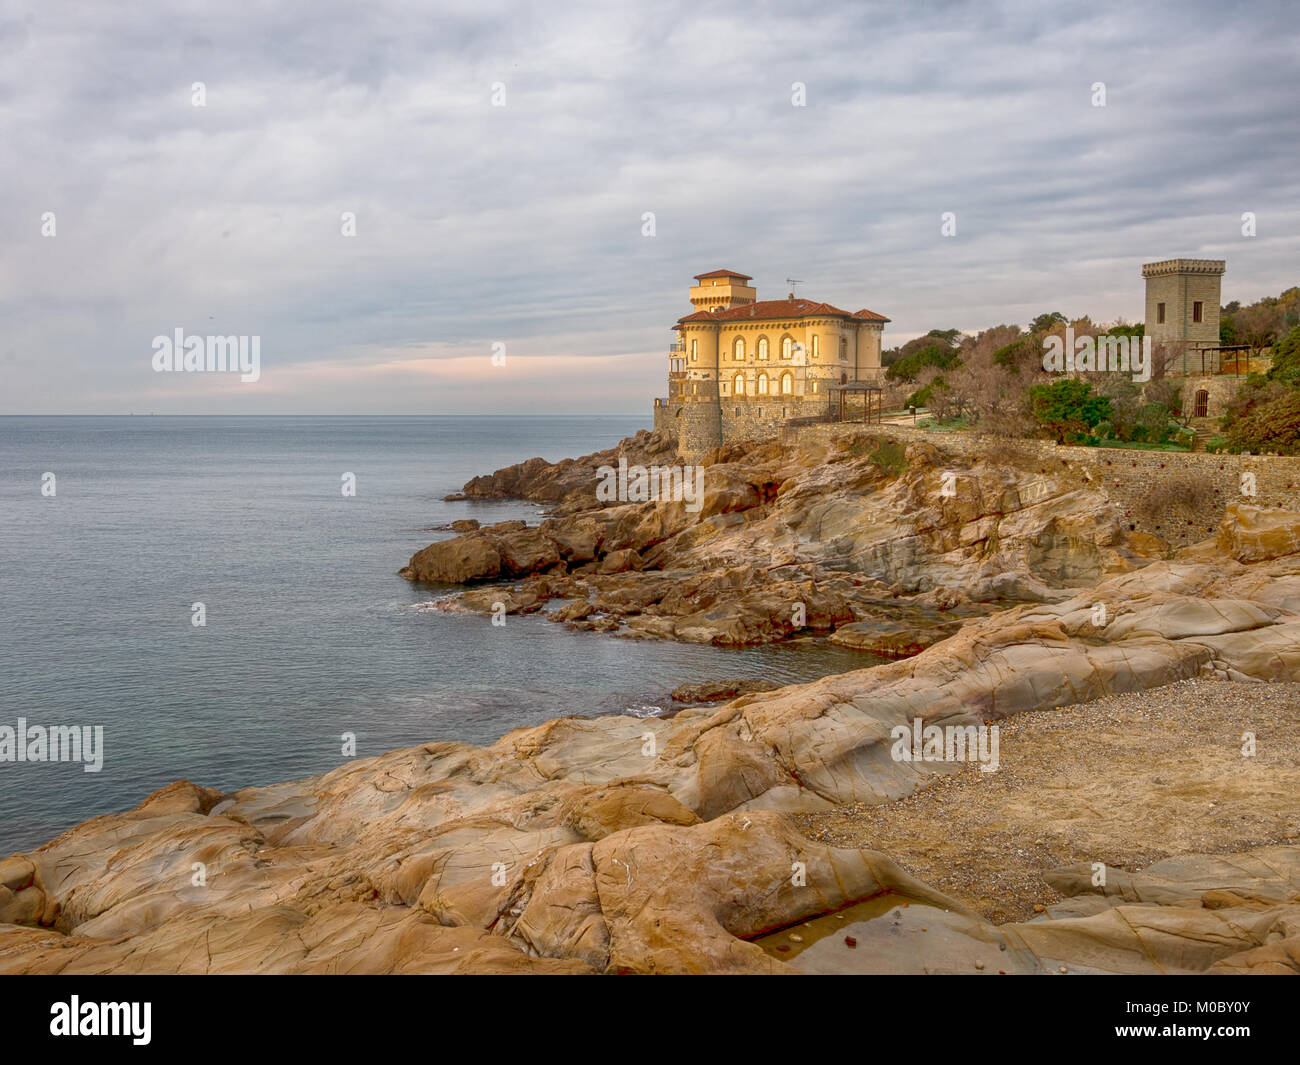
[781, 336, 793, 359]
[757, 337, 769, 360]
[780, 372, 793, 395]
[690, 339, 697, 362]
[734, 337, 745, 360]
[840, 372, 848, 384]
[811, 335, 820, 359]
[733, 373, 745, 395]
[758, 372, 769, 395]
[812, 380, 819, 393]
[840, 337, 848, 360]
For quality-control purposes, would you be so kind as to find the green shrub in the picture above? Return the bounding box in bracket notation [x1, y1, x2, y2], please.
[1224, 390, 1300, 454]
[1093, 420, 1113, 439]
[869, 440, 907, 478]
[1028, 379, 1112, 443]
[1267, 324, 1300, 385]
[885, 344, 960, 383]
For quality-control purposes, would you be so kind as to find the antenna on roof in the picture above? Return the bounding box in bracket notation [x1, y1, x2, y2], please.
[786, 278, 805, 297]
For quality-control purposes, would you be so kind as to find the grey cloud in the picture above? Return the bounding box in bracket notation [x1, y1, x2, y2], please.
[0, 0, 1296, 413]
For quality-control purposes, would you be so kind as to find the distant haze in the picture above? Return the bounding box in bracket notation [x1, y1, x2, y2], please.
[1, 0, 1296, 414]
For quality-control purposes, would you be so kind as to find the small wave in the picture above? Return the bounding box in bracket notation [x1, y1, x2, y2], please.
[622, 702, 671, 719]
[408, 594, 462, 612]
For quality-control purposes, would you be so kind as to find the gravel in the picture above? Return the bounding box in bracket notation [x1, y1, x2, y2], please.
[792, 677, 1300, 924]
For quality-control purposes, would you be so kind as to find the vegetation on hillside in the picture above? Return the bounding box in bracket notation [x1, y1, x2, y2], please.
[889, 286, 1297, 452]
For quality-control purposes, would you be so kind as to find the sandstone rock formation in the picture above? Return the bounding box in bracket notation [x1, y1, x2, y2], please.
[403, 429, 1168, 648]
[5, 500, 1300, 974]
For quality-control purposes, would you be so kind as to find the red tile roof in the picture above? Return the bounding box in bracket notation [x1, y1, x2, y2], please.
[676, 299, 889, 324]
[693, 269, 753, 281]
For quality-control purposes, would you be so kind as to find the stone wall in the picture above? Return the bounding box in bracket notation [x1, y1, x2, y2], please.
[783, 422, 1300, 548]
[658, 394, 839, 460]
[656, 399, 723, 459]
[1179, 374, 1240, 420]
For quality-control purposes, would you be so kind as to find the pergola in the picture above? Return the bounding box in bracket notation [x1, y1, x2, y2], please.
[832, 381, 883, 424]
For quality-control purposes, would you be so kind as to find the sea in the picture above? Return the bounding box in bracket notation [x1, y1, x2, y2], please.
[0, 415, 873, 853]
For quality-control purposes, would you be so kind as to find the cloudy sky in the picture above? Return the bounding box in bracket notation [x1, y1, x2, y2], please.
[1, 0, 1296, 415]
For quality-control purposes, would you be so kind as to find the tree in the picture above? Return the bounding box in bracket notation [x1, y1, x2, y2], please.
[1029, 311, 1067, 334]
[991, 333, 1040, 374]
[946, 324, 1042, 435]
[1225, 390, 1300, 455]
[1091, 376, 1143, 439]
[1235, 302, 1283, 358]
[1143, 378, 1185, 423]
[1221, 374, 1290, 436]
[885, 339, 960, 383]
[1262, 323, 1300, 386]
[1027, 379, 1111, 443]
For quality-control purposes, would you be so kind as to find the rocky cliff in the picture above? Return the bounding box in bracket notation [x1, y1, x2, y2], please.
[403, 429, 1168, 649]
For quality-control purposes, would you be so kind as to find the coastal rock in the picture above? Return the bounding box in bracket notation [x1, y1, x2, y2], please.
[597, 548, 643, 574]
[402, 533, 502, 584]
[1216, 502, 1300, 563]
[13, 434, 1300, 974]
[409, 429, 1168, 645]
[546, 600, 593, 623]
[829, 618, 946, 658]
[670, 679, 780, 704]
[497, 527, 563, 576]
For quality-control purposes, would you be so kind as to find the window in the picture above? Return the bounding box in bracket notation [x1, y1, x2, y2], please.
[811, 335, 820, 359]
[1193, 301, 1203, 323]
[733, 373, 745, 395]
[758, 372, 769, 395]
[812, 380, 819, 393]
[780, 372, 793, 395]
[734, 337, 745, 360]
[757, 337, 769, 360]
[691, 382, 699, 395]
[1157, 302, 1166, 324]
[781, 337, 793, 359]
[690, 339, 697, 362]
[840, 337, 848, 360]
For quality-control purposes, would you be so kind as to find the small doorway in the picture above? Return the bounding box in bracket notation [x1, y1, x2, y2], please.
[1194, 389, 1209, 418]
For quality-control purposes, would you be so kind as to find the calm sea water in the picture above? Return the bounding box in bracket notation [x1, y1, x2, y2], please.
[0, 416, 872, 853]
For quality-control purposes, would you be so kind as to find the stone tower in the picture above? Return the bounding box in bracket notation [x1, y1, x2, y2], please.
[688, 269, 756, 312]
[1142, 258, 1225, 372]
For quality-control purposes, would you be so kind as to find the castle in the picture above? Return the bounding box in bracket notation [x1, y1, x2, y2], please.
[653, 269, 889, 458]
